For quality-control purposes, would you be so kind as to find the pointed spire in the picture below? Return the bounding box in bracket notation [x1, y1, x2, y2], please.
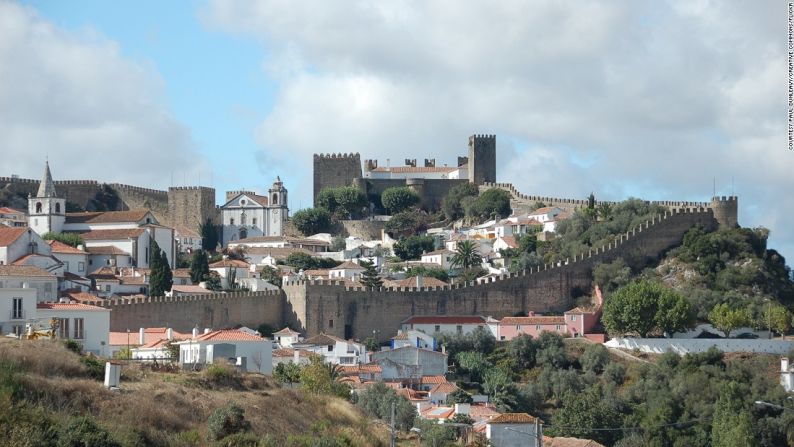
[37, 161, 57, 198]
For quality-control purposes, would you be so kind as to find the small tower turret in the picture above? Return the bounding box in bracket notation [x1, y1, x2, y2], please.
[28, 161, 65, 236]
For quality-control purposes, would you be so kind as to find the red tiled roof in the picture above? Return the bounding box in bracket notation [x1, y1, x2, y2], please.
[402, 315, 487, 325]
[36, 302, 107, 311]
[0, 227, 27, 247]
[65, 210, 152, 224]
[469, 404, 501, 420]
[174, 225, 201, 238]
[498, 236, 518, 248]
[273, 327, 300, 336]
[501, 316, 566, 325]
[421, 406, 455, 419]
[195, 329, 264, 342]
[340, 364, 382, 374]
[172, 268, 191, 278]
[301, 333, 347, 345]
[488, 413, 540, 424]
[12, 253, 62, 266]
[209, 259, 249, 268]
[545, 437, 606, 447]
[0, 207, 24, 215]
[273, 348, 312, 358]
[420, 375, 448, 385]
[48, 240, 86, 254]
[63, 292, 102, 303]
[80, 228, 146, 241]
[302, 269, 330, 277]
[331, 261, 364, 270]
[85, 245, 129, 255]
[422, 248, 454, 256]
[0, 265, 56, 277]
[429, 382, 458, 394]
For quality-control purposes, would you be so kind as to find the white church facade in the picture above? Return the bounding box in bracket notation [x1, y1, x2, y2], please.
[221, 177, 289, 245]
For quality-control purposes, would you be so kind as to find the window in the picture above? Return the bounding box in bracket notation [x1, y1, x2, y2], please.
[327, 345, 333, 352]
[58, 318, 69, 339]
[570, 315, 576, 321]
[252, 218, 257, 226]
[55, 203, 61, 213]
[272, 194, 278, 205]
[73, 318, 84, 339]
[35, 202, 42, 213]
[556, 325, 561, 331]
[230, 218, 235, 226]
[106, 259, 111, 266]
[105, 285, 111, 292]
[536, 325, 540, 330]
[241, 213, 246, 226]
[434, 325, 440, 333]
[63, 261, 69, 271]
[328, 319, 334, 328]
[456, 325, 463, 334]
[12, 298, 23, 319]
[145, 247, 149, 263]
[78, 262, 85, 272]
[12, 325, 23, 336]
[516, 325, 521, 331]
[88, 259, 93, 266]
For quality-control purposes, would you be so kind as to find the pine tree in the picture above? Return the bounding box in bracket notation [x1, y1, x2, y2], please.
[189, 250, 209, 283]
[200, 218, 219, 253]
[149, 240, 173, 297]
[359, 260, 383, 288]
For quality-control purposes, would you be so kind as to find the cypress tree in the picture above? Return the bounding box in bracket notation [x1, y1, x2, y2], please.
[148, 240, 173, 297]
[189, 249, 209, 283]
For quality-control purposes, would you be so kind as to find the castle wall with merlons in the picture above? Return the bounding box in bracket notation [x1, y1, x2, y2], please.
[99, 291, 284, 333]
[313, 153, 363, 204]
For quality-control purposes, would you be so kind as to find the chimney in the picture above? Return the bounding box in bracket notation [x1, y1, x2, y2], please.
[455, 403, 470, 415]
[77, 244, 84, 251]
[138, 328, 145, 345]
[204, 328, 211, 334]
[783, 357, 790, 372]
[192, 325, 199, 338]
[166, 328, 174, 340]
[441, 345, 446, 354]
[415, 275, 424, 288]
[293, 349, 300, 364]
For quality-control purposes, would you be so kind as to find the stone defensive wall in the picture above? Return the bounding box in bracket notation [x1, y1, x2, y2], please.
[283, 207, 718, 341]
[99, 290, 284, 333]
[0, 176, 101, 208]
[313, 153, 363, 204]
[108, 183, 169, 222]
[482, 182, 711, 214]
[167, 186, 218, 228]
[355, 177, 469, 211]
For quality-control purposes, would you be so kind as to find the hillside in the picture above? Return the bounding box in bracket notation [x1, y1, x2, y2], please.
[0, 338, 389, 447]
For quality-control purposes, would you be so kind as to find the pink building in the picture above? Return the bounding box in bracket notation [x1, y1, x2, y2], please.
[492, 287, 603, 341]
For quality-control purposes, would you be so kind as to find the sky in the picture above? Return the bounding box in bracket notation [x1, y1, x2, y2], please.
[1, 0, 790, 263]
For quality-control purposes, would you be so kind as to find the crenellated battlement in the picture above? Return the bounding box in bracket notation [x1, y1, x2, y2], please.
[313, 153, 361, 159]
[712, 195, 738, 202]
[109, 183, 168, 198]
[168, 186, 215, 192]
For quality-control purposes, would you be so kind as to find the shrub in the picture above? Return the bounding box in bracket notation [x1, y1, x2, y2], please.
[579, 344, 610, 374]
[442, 182, 480, 220]
[203, 362, 239, 386]
[58, 416, 121, 447]
[79, 356, 105, 381]
[384, 209, 429, 237]
[41, 232, 84, 248]
[63, 339, 82, 355]
[355, 381, 417, 430]
[292, 208, 332, 236]
[393, 235, 434, 261]
[381, 187, 420, 214]
[206, 402, 250, 441]
[465, 188, 512, 220]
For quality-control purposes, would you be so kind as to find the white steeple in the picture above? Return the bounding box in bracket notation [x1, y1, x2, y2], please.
[28, 161, 66, 235]
[267, 176, 288, 236]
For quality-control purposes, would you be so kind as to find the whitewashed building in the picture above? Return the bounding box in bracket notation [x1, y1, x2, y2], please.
[420, 249, 456, 270]
[177, 329, 273, 374]
[401, 315, 490, 336]
[0, 227, 51, 266]
[486, 413, 542, 447]
[0, 287, 36, 337]
[36, 302, 110, 356]
[0, 265, 57, 302]
[293, 333, 368, 365]
[220, 177, 289, 246]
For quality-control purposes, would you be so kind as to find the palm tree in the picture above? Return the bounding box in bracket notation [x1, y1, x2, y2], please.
[452, 240, 482, 270]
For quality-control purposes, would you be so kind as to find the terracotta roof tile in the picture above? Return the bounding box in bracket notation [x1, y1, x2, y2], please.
[501, 316, 566, 325]
[36, 302, 107, 311]
[85, 245, 129, 255]
[422, 248, 455, 256]
[47, 240, 86, 254]
[0, 227, 27, 247]
[331, 261, 364, 270]
[209, 259, 250, 268]
[80, 228, 145, 241]
[402, 315, 487, 325]
[195, 329, 265, 342]
[420, 375, 448, 385]
[273, 348, 312, 358]
[487, 413, 539, 424]
[65, 210, 152, 224]
[545, 437, 606, 447]
[0, 265, 56, 277]
[429, 382, 458, 394]
[273, 327, 301, 336]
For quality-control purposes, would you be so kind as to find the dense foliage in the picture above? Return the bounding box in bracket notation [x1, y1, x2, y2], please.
[393, 235, 435, 261]
[442, 182, 480, 220]
[206, 402, 250, 442]
[354, 381, 417, 431]
[315, 186, 368, 219]
[359, 260, 383, 288]
[41, 232, 84, 248]
[188, 249, 210, 283]
[464, 188, 512, 220]
[405, 265, 450, 283]
[380, 187, 420, 214]
[87, 184, 121, 212]
[291, 208, 332, 236]
[284, 252, 340, 271]
[200, 218, 219, 252]
[148, 240, 173, 297]
[384, 208, 429, 237]
[602, 279, 695, 337]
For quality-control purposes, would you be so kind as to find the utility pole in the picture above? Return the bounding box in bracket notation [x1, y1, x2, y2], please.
[390, 401, 396, 447]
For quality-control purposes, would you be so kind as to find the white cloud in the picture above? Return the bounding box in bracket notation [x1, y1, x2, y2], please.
[0, 1, 206, 186]
[203, 0, 792, 261]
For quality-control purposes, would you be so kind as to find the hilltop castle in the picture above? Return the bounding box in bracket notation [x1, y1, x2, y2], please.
[313, 134, 497, 210]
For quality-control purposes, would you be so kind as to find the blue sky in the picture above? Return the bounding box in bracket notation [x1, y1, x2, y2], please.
[1, 1, 790, 263]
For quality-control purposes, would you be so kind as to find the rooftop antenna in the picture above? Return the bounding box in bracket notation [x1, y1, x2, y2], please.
[712, 177, 716, 198]
[731, 176, 734, 196]
[170, 170, 173, 187]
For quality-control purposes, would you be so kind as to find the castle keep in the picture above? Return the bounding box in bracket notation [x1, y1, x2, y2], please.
[314, 134, 497, 210]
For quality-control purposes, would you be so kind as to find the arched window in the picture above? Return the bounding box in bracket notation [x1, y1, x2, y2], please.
[239, 228, 248, 240]
[240, 212, 246, 226]
[35, 202, 42, 213]
[272, 194, 278, 205]
[55, 203, 61, 213]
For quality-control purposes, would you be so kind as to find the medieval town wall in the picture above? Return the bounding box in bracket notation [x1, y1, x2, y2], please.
[313, 153, 362, 204]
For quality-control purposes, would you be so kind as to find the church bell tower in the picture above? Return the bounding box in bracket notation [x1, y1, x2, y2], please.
[28, 161, 66, 236]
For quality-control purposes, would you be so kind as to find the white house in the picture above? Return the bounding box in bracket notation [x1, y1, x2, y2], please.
[221, 177, 289, 246]
[273, 327, 302, 348]
[527, 207, 564, 223]
[0, 265, 58, 302]
[371, 346, 448, 379]
[84, 245, 133, 270]
[293, 333, 368, 365]
[0, 287, 36, 337]
[0, 227, 52, 266]
[0, 207, 26, 228]
[227, 236, 329, 253]
[782, 357, 794, 392]
[36, 302, 110, 356]
[391, 329, 436, 350]
[401, 315, 489, 336]
[486, 413, 542, 447]
[48, 240, 88, 276]
[420, 249, 455, 270]
[329, 261, 366, 280]
[177, 329, 273, 374]
[108, 326, 189, 357]
[208, 259, 250, 289]
[175, 225, 202, 254]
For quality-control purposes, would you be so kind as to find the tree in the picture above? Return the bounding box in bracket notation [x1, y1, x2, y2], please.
[455, 351, 491, 383]
[299, 355, 349, 397]
[291, 208, 332, 236]
[442, 182, 480, 220]
[762, 303, 790, 336]
[592, 258, 631, 294]
[332, 186, 368, 219]
[535, 332, 568, 368]
[709, 303, 752, 338]
[200, 218, 219, 252]
[315, 188, 339, 214]
[88, 184, 121, 212]
[711, 382, 754, 447]
[384, 208, 429, 237]
[285, 252, 317, 271]
[579, 344, 610, 374]
[602, 280, 682, 338]
[446, 388, 473, 404]
[148, 240, 173, 297]
[330, 236, 346, 252]
[393, 235, 435, 261]
[355, 381, 417, 431]
[451, 240, 482, 270]
[551, 385, 621, 446]
[381, 187, 420, 214]
[508, 334, 537, 370]
[273, 362, 302, 385]
[465, 188, 512, 220]
[189, 250, 209, 283]
[204, 271, 222, 291]
[655, 289, 695, 337]
[405, 266, 449, 283]
[41, 232, 84, 248]
[260, 265, 282, 287]
[482, 368, 519, 412]
[58, 416, 120, 447]
[359, 260, 383, 288]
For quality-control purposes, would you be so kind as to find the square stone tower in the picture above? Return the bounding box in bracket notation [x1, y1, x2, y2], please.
[468, 134, 496, 185]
